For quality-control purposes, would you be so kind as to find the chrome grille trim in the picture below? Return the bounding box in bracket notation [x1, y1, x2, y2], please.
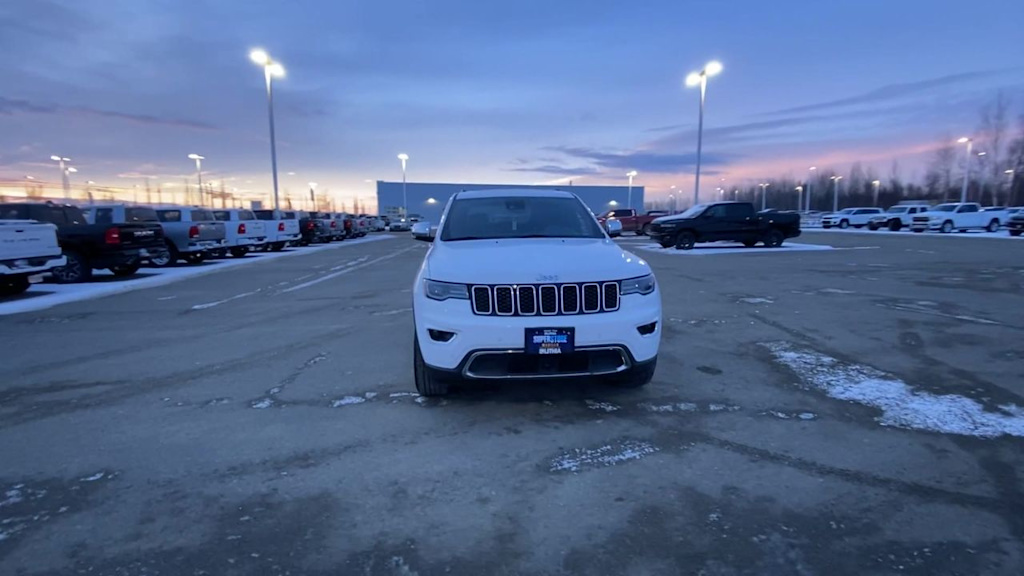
[516, 285, 537, 316]
[582, 283, 601, 313]
[539, 285, 559, 315]
[494, 285, 515, 316]
[472, 285, 492, 315]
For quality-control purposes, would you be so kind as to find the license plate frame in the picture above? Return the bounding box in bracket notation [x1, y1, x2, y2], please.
[525, 327, 575, 355]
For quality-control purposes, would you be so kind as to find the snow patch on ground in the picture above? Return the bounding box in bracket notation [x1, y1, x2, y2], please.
[585, 400, 621, 412]
[763, 341, 1024, 438]
[639, 402, 699, 413]
[331, 396, 367, 408]
[550, 440, 659, 473]
[739, 297, 774, 305]
[819, 288, 855, 294]
[251, 398, 274, 409]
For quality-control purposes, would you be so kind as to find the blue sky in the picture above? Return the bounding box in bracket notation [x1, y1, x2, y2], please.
[1, 0, 1022, 205]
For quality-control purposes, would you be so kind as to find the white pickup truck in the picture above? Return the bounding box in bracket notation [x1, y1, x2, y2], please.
[254, 209, 301, 251]
[0, 220, 66, 296]
[212, 209, 267, 257]
[910, 203, 1005, 233]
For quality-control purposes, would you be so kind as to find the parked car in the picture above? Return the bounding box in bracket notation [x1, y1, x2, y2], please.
[212, 209, 267, 257]
[867, 203, 931, 231]
[410, 189, 661, 396]
[596, 208, 669, 236]
[254, 209, 301, 251]
[1006, 212, 1024, 237]
[0, 219, 66, 296]
[295, 211, 330, 245]
[308, 212, 340, 241]
[910, 203, 1005, 233]
[0, 202, 165, 283]
[389, 216, 412, 232]
[821, 207, 884, 229]
[152, 206, 227, 266]
[647, 202, 801, 250]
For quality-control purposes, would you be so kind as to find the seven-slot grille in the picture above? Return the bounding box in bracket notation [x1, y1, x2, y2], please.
[470, 283, 620, 316]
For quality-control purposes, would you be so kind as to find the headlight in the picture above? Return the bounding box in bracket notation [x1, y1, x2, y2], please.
[620, 274, 656, 296]
[424, 279, 469, 301]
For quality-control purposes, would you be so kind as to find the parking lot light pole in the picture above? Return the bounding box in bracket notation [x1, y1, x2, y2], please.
[831, 176, 843, 212]
[957, 137, 972, 203]
[626, 170, 637, 209]
[759, 183, 769, 211]
[397, 154, 409, 218]
[250, 49, 285, 211]
[807, 166, 817, 211]
[1006, 169, 1015, 206]
[872, 179, 881, 206]
[187, 154, 204, 206]
[308, 182, 318, 211]
[50, 155, 71, 199]
[685, 60, 723, 207]
[795, 186, 803, 210]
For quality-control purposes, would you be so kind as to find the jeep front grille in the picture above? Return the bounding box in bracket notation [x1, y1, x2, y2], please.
[470, 283, 619, 316]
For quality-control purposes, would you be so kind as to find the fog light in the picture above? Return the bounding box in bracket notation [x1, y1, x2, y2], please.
[428, 329, 456, 342]
[637, 321, 657, 336]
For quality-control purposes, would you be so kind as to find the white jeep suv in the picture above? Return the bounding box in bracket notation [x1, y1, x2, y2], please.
[411, 189, 662, 396]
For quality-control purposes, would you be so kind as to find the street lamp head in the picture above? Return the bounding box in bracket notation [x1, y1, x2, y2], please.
[977, 151, 987, 157]
[426, 198, 437, 204]
[704, 61, 723, 77]
[249, 49, 269, 65]
[809, 166, 817, 171]
[267, 62, 285, 77]
[187, 153, 204, 160]
[626, 170, 637, 178]
[26, 175, 35, 180]
[609, 200, 618, 206]
[957, 137, 971, 144]
[309, 182, 318, 188]
[66, 167, 77, 173]
[50, 155, 60, 161]
[86, 180, 96, 184]
[1006, 169, 1015, 174]
[397, 153, 409, 161]
[872, 180, 881, 185]
[685, 72, 702, 88]
[287, 172, 296, 176]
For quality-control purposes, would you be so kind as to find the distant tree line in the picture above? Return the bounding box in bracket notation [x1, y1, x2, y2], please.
[647, 91, 1024, 212]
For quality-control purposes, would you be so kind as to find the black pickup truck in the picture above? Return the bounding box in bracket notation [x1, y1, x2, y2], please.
[0, 202, 165, 283]
[647, 202, 801, 250]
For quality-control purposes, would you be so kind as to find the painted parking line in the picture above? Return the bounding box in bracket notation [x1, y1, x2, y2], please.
[635, 242, 836, 256]
[280, 244, 419, 293]
[0, 236, 394, 316]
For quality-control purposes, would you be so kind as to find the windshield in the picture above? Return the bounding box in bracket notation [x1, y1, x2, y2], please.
[932, 204, 957, 212]
[837, 209, 856, 214]
[441, 196, 605, 241]
[676, 205, 707, 218]
[886, 207, 908, 213]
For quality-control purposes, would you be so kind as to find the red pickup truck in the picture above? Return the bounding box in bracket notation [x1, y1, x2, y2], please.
[596, 209, 670, 236]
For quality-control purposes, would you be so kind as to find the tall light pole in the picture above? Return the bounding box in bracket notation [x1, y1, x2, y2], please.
[976, 151, 990, 205]
[831, 176, 843, 212]
[86, 180, 96, 205]
[308, 182, 318, 211]
[187, 154, 204, 206]
[957, 137, 973, 203]
[626, 170, 637, 210]
[250, 49, 285, 211]
[871, 179, 881, 206]
[806, 166, 817, 211]
[397, 153, 409, 218]
[759, 183, 770, 211]
[685, 60, 723, 207]
[795, 186, 803, 210]
[50, 155, 71, 199]
[1006, 169, 1015, 206]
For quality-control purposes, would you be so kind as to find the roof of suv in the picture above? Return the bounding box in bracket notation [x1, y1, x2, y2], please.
[455, 188, 575, 200]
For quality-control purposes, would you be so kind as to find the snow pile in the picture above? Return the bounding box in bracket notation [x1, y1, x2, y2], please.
[550, 440, 659, 473]
[330, 396, 367, 408]
[762, 341, 1024, 438]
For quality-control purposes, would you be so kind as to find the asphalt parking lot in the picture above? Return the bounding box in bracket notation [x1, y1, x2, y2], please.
[2, 231, 1023, 575]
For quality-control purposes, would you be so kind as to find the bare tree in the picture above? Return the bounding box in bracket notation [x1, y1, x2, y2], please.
[929, 135, 956, 201]
[979, 91, 1011, 204]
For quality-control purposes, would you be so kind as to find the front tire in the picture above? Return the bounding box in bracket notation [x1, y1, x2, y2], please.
[149, 242, 177, 267]
[0, 275, 30, 297]
[1010, 230, 1022, 237]
[986, 220, 1000, 233]
[110, 263, 140, 277]
[414, 336, 449, 396]
[763, 229, 785, 248]
[889, 220, 902, 232]
[839, 220, 850, 229]
[742, 239, 757, 248]
[52, 250, 91, 284]
[230, 247, 248, 258]
[641, 223, 652, 236]
[868, 224, 879, 231]
[610, 358, 656, 388]
[941, 221, 954, 234]
[674, 231, 696, 250]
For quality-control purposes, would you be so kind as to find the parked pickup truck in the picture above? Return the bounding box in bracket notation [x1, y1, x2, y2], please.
[84, 204, 177, 267]
[821, 207, 884, 229]
[910, 203, 1005, 233]
[1007, 212, 1024, 237]
[295, 211, 330, 245]
[254, 209, 301, 251]
[867, 203, 931, 231]
[213, 209, 267, 257]
[152, 206, 227, 266]
[0, 220, 66, 296]
[0, 202, 165, 282]
[647, 202, 801, 250]
[596, 208, 670, 236]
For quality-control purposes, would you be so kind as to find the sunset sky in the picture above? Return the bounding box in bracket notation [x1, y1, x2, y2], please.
[1, 0, 1022, 206]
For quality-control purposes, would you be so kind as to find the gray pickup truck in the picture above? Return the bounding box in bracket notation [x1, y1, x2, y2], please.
[153, 206, 227, 266]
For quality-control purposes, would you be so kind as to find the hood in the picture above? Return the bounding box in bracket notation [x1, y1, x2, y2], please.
[652, 214, 694, 225]
[425, 238, 650, 284]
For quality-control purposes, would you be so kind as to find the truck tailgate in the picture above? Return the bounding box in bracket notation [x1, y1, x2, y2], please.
[0, 221, 61, 261]
[245, 221, 266, 240]
[117, 223, 164, 247]
[197, 221, 226, 242]
[282, 220, 300, 235]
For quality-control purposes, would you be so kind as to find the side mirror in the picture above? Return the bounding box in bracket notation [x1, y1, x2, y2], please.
[411, 221, 435, 242]
[605, 218, 623, 238]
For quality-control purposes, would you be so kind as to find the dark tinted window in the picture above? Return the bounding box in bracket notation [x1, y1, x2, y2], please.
[958, 204, 979, 213]
[238, 210, 256, 220]
[94, 208, 114, 224]
[191, 209, 215, 221]
[283, 211, 296, 219]
[213, 211, 231, 221]
[441, 196, 604, 241]
[612, 209, 633, 218]
[0, 205, 30, 220]
[253, 210, 275, 220]
[63, 207, 87, 225]
[157, 210, 182, 222]
[706, 205, 729, 218]
[725, 204, 753, 218]
[126, 208, 158, 222]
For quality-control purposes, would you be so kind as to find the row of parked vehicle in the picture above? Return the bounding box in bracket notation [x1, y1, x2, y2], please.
[817, 201, 1024, 234]
[0, 200, 388, 296]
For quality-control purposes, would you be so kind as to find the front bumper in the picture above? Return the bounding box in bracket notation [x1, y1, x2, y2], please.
[1, 254, 66, 276]
[414, 288, 662, 373]
[910, 221, 942, 231]
[1006, 220, 1024, 232]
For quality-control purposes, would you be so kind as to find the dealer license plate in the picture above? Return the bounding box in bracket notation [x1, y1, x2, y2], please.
[525, 328, 575, 355]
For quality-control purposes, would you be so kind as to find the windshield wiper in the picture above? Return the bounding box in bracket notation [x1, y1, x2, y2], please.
[444, 236, 493, 242]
